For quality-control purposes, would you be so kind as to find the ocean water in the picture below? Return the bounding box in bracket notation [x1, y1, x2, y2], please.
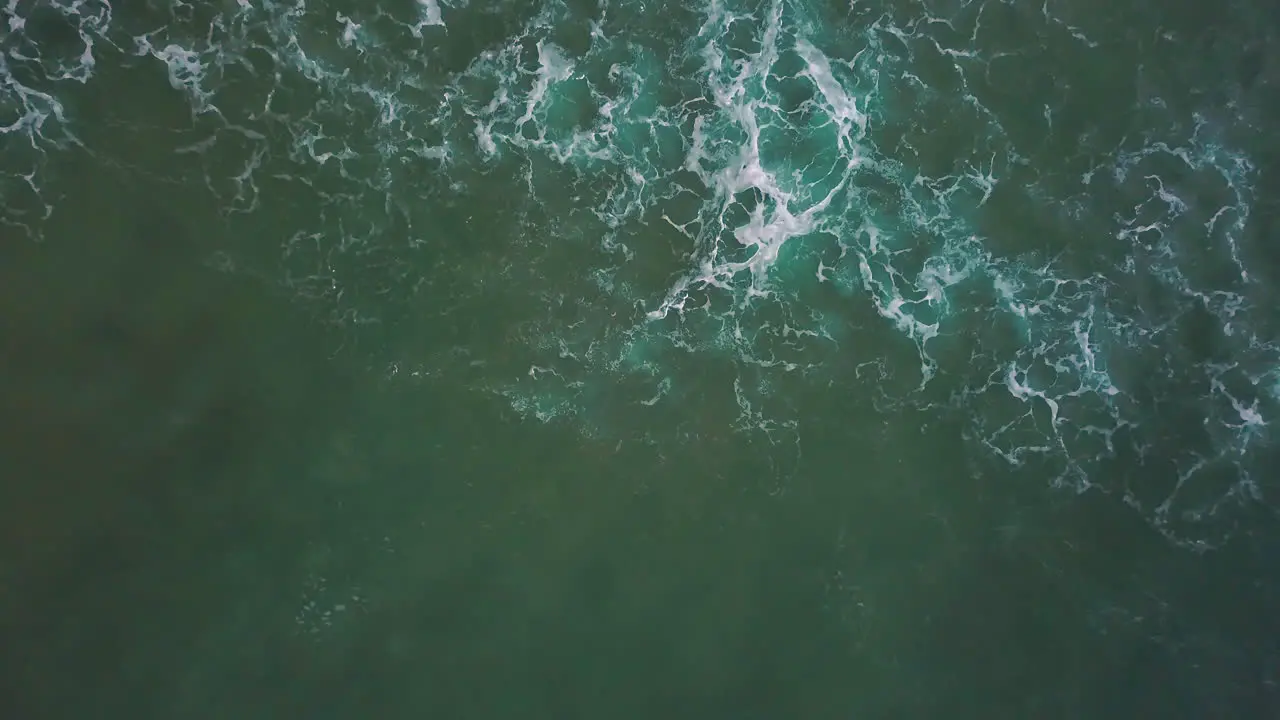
[2, 0, 1279, 716]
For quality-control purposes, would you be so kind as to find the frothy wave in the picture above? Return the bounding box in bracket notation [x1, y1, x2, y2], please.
[4, 0, 1277, 550]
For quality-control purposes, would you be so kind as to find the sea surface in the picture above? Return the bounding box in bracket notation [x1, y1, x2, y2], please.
[2, 0, 1279, 717]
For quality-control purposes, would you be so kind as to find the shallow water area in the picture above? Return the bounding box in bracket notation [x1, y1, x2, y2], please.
[3, 0, 1280, 717]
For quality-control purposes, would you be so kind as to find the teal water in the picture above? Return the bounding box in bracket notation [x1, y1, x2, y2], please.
[2, 0, 1279, 716]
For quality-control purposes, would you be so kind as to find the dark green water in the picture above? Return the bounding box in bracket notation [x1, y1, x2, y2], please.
[3, 0, 1280, 716]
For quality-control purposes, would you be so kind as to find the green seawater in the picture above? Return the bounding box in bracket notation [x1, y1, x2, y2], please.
[3, 0, 1280, 716]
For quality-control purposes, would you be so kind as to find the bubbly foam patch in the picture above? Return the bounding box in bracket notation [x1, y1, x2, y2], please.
[3, 0, 1277, 550]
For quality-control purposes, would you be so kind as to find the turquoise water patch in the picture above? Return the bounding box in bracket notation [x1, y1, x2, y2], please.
[6, 1, 1280, 713]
